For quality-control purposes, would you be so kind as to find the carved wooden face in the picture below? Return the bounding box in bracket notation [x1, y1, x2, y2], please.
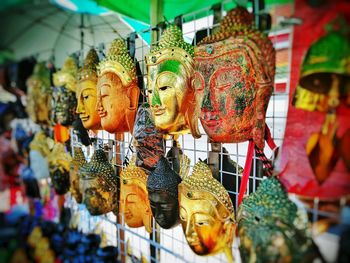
[52, 86, 77, 126]
[194, 39, 272, 148]
[96, 72, 131, 133]
[76, 79, 101, 130]
[178, 185, 235, 257]
[148, 190, 179, 229]
[147, 60, 190, 134]
[120, 180, 152, 233]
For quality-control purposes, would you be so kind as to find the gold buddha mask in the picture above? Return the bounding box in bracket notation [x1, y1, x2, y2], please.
[79, 149, 117, 215]
[47, 142, 72, 195]
[76, 49, 101, 130]
[52, 56, 78, 126]
[194, 7, 275, 149]
[69, 147, 86, 203]
[26, 62, 51, 124]
[120, 158, 152, 233]
[145, 25, 200, 138]
[97, 39, 140, 133]
[178, 162, 235, 262]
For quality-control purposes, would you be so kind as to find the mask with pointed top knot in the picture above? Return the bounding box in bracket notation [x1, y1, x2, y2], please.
[237, 177, 321, 263]
[194, 6, 275, 149]
[120, 157, 152, 233]
[26, 62, 51, 124]
[147, 157, 183, 229]
[47, 143, 72, 195]
[76, 49, 101, 130]
[96, 39, 140, 133]
[79, 149, 117, 215]
[69, 147, 86, 203]
[145, 24, 201, 138]
[178, 162, 235, 262]
[52, 56, 78, 126]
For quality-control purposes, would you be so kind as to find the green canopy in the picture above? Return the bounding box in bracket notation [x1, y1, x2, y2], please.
[95, 0, 293, 24]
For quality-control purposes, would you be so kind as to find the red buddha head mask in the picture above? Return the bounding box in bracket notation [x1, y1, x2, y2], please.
[194, 7, 275, 149]
[97, 39, 140, 133]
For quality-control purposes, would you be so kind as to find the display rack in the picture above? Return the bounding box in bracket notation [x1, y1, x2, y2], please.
[65, 1, 343, 262]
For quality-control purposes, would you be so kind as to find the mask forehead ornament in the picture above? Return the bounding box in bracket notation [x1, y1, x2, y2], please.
[195, 7, 275, 149]
[178, 162, 235, 262]
[145, 25, 200, 138]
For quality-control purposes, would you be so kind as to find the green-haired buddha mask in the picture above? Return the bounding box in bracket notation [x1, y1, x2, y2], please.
[69, 147, 86, 203]
[26, 62, 51, 124]
[97, 39, 140, 133]
[76, 49, 101, 130]
[178, 162, 235, 262]
[79, 149, 117, 215]
[145, 25, 201, 138]
[238, 177, 321, 262]
[52, 56, 78, 126]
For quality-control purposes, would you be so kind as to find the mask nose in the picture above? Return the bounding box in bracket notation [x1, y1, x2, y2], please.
[201, 88, 213, 111]
[151, 88, 161, 107]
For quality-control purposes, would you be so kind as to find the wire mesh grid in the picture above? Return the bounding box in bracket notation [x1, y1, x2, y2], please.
[65, 1, 343, 262]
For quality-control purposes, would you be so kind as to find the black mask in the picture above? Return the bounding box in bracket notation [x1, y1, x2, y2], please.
[51, 86, 77, 126]
[147, 157, 181, 229]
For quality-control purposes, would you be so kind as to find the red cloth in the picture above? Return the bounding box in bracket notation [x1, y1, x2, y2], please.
[278, 0, 350, 199]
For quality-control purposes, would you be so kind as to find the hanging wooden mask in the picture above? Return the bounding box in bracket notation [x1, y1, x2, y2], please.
[52, 56, 78, 126]
[47, 143, 72, 195]
[133, 103, 164, 171]
[26, 62, 51, 125]
[237, 177, 321, 262]
[96, 39, 140, 133]
[194, 7, 275, 149]
[69, 147, 86, 203]
[76, 49, 101, 130]
[178, 162, 235, 262]
[147, 156, 182, 229]
[79, 149, 117, 215]
[120, 157, 152, 233]
[145, 25, 201, 138]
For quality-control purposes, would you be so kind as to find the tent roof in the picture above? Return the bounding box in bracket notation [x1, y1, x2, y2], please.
[94, 0, 293, 24]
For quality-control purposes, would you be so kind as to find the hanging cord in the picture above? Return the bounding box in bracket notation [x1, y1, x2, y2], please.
[237, 124, 278, 206]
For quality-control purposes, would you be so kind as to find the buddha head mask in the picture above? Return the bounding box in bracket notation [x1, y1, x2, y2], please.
[133, 103, 164, 171]
[97, 39, 140, 133]
[194, 7, 275, 149]
[76, 49, 101, 130]
[52, 56, 78, 126]
[47, 143, 72, 195]
[178, 162, 235, 262]
[237, 177, 320, 262]
[26, 62, 51, 124]
[145, 25, 200, 138]
[69, 147, 86, 203]
[79, 149, 117, 215]
[147, 156, 185, 229]
[120, 158, 152, 233]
